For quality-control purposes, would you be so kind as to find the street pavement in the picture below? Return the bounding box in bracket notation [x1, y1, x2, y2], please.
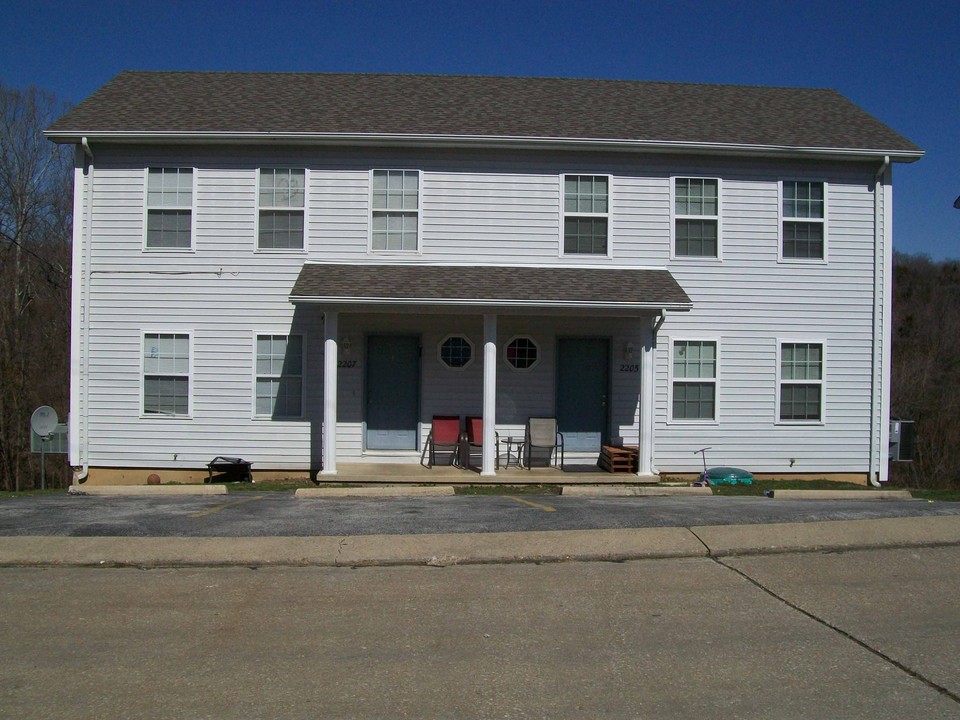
[1, 546, 958, 719]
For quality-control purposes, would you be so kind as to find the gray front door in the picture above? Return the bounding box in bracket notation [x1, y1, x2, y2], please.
[366, 335, 420, 450]
[557, 338, 609, 452]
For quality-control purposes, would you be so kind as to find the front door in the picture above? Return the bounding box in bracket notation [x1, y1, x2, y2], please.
[557, 338, 609, 452]
[366, 335, 420, 450]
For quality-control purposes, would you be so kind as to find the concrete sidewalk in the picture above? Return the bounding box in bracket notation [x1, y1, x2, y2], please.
[1, 515, 958, 568]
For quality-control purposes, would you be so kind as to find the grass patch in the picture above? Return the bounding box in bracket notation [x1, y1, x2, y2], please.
[0, 488, 68, 498]
[906, 488, 960, 502]
[454, 484, 562, 496]
[710, 479, 870, 496]
[225, 479, 317, 492]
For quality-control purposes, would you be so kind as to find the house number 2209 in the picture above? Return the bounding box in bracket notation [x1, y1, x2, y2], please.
[619, 364, 640, 373]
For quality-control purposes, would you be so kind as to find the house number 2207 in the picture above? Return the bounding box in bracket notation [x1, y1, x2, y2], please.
[337, 360, 358, 368]
[619, 364, 640, 373]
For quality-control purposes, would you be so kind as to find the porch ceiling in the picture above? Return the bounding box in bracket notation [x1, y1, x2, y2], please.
[289, 262, 692, 313]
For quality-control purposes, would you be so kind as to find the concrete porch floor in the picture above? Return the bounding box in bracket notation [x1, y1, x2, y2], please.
[325, 463, 658, 485]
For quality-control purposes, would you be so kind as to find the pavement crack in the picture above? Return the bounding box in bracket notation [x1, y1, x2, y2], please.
[335, 537, 347, 567]
[686, 527, 712, 556]
[714, 557, 960, 706]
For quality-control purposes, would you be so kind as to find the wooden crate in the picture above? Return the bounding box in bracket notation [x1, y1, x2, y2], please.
[599, 445, 638, 473]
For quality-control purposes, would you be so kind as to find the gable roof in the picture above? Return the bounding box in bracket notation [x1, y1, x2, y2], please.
[289, 263, 692, 312]
[46, 72, 921, 161]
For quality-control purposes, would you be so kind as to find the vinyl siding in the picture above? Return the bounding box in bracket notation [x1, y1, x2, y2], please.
[76, 145, 884, 475]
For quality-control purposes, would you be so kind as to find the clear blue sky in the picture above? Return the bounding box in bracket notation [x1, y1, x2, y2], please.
[3, 0, 957, 259]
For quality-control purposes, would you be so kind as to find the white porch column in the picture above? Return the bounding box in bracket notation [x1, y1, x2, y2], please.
[638, 317, 657, 476]
[482, 313, 498, 476]
[321, 311, 338, 476]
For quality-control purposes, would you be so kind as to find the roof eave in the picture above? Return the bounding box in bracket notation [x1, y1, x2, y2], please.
[43, 130, 924, 162]
[289, 295, 693, 312]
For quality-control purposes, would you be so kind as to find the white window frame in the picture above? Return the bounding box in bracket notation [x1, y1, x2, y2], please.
[503, 335, 541, 372]
[369, 169, 422, 254]
[560, 173, 613, 258]
[670, 176, 722, 261]
[778, 179, 828, 263]
[253, 333, 305, 420]
[140, 331, 192, 418]
[668, 338, 720, 424]
[255, 167, 308, 252]
[143, 167, 196, 252]
[438, 334, 474, 371]
[776, 339, 826, 424]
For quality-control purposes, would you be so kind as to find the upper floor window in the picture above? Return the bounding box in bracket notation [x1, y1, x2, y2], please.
[258, 168, 305, 250]
[778, 342, 823, 422]
[371, 170, 420, 252]
[674, 178, 719, 258]
[146, 168, 193, 249]
[255, 335, 303, 418]
[782, 180, 825, 260]
[671, 340, 717, 421]
[143, 333, 190, 416]
[563, 175, 609, 255]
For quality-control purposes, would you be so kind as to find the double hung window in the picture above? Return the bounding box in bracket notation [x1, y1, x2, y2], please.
[258, 169, 305, 250]
[674, 178, 719, 258]
[255, 335, 303, 417]
[782, 181, 825, 260]
[371, 170, 420, 251]
[672, 340, 717, 421]
[779, 342, 823, 421]
[563, 175, 609, 254]
[143, 333, 190, 416]
[146, 168, 193, 249]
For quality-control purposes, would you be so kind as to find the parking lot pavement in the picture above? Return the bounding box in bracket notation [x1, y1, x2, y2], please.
[0, 492, 958, 538]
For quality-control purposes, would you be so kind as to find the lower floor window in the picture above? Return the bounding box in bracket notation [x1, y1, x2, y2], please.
[779, 342, 823, 421]
[672, 340, 716, 420]
[256, 335, 303, 417]
[143, 333, 189, 415]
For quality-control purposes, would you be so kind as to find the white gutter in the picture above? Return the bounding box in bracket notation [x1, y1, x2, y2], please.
[72, 138, 95, 483]
[44, 129, 925, 163]
[869, 155, 891, 487]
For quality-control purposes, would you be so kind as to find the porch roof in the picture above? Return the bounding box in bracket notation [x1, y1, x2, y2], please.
[289, 263, 692, 312]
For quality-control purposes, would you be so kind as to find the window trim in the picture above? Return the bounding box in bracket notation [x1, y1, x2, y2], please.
[143, 167, 196, 252]
[252, 332, 306, 420]
[437, 334, 474, 371]
[776, 339, 826, 425]
[560, 173, 613, 258]
[140, 330, 192, 418]
[503, 335, 540, 372]
[255, 167, 308, 253]
[668, 337, 720, 424]
[778, 178, 828, 264]
[369, 169, 423, 254]
[670, 176, 722, 261]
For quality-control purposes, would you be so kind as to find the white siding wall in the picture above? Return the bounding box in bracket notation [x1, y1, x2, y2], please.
[79, 145, 882, 475]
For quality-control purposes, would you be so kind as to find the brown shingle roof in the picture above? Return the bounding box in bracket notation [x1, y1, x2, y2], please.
[290, 264, 692, 310]
[47, 72, 920, 157]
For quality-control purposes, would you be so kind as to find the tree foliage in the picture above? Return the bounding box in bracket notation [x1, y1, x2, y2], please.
[0, 82, 72, 490]
[890, 251, 960, 488]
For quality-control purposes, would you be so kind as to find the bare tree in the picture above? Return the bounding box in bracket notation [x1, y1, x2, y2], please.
[0, 83, 72, 491]
[890, 252, 960, 489]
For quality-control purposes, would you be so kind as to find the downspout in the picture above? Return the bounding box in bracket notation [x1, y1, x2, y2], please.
[73, 137, 95, 483]
[869, 155, 890, 487]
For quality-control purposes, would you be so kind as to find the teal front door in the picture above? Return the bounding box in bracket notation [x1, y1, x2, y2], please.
[366, 335, 420, 450]
[557, 338, 609, 452]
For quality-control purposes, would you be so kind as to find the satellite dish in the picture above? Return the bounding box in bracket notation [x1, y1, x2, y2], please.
[31, 406, 59, 437]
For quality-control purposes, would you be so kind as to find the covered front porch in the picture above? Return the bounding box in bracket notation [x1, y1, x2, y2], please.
[289, 262, 692, 480]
